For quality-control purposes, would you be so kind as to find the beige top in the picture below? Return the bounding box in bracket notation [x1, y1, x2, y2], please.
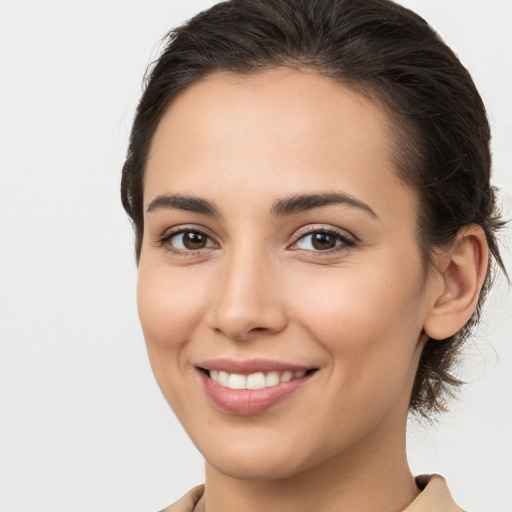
[161, 474, 465, 512]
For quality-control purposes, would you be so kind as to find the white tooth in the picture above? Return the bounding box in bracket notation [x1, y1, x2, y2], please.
[265, 371, 280, 387]
[228, 373, 246, 389]
[280, 371, 293, 383]
[218, 370, 230, 387]
[293, 370, 306, 379]
[210, 369, 219, 381]
[246, 372, 266, 390]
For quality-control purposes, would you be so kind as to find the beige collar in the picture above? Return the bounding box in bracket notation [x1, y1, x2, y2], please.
[403, 474, 465, 512]
[163, 474, 464, 512]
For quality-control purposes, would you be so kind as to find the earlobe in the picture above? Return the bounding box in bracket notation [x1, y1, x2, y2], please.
[424, 225, 489, 341]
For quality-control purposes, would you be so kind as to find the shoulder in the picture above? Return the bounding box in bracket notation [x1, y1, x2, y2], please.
[404, 474, 466, 512]
[159, 484, 204, 512]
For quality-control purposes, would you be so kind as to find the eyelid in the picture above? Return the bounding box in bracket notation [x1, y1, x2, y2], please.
[157, 224, 219, 253]
[288, 225, 357, 252]
[156, 223, 356, 256]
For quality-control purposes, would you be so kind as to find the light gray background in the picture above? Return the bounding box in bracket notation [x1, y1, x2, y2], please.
[0, 1, 511, 511]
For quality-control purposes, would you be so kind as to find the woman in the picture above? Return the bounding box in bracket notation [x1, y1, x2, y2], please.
[121, 0, 506, 510]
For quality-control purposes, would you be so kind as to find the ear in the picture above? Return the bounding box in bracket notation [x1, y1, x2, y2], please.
[423, 225, 489, 341]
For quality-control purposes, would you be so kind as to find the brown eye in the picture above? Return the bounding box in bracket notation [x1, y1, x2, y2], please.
[292, 229, 355, 252]
[182, 231, 207, 250]
[164, 230, 215, 252]
[311, 232, 337, 250]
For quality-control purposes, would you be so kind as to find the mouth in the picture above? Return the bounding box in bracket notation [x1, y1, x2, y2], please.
[199, 368, 317, 390]
[196, 360, 319, 415]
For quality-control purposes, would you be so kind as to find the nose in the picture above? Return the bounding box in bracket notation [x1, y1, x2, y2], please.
[206, 250, 288, 341]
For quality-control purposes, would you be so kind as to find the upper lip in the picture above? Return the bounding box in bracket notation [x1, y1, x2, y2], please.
[196, 358, 315, 374]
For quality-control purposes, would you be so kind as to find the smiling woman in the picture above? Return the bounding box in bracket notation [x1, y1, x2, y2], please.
[2, 2, 511, 511]
[119, 1, 507, 511]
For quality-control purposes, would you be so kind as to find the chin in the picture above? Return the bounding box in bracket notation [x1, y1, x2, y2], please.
[207, 452, 305, 482]
[195, 431, 312, 481]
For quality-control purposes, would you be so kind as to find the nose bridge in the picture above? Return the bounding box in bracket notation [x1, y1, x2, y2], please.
[208, 243, 287, 340]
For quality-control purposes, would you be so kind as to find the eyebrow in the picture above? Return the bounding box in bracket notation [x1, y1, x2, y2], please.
[146, 191, 377, 219]
[146, 194, 220, 216]
[270, 192, 378, 218]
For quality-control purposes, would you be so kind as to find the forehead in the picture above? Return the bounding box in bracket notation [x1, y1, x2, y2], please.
[145, 68, 412, 218]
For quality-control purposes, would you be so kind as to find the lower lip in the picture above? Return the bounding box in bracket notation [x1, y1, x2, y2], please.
[198, 370, 314, 415]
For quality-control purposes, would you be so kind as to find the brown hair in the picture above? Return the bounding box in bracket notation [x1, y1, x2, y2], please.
[121, 0, 506, 416]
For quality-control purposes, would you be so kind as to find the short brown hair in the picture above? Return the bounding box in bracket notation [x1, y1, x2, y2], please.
[121, 0, 506, 416]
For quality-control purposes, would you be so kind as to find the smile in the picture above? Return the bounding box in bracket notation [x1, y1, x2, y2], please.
[196, 360, 318, 415]
[208, 369, 307, 390]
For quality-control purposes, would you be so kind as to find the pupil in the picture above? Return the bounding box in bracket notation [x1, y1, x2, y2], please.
[312, 233, 335, 250]
[184, 232, 206, 249]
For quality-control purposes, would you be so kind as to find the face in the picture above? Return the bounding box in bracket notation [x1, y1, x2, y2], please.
[138, 68, 436, 481]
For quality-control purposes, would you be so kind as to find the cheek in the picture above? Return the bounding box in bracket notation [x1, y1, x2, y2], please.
[136, 262, 211, 415]
[295, 270, 426, 440]
[136, 262, 210, 371]
[296, 267, 424, 336]
[290, 258, 427, 384]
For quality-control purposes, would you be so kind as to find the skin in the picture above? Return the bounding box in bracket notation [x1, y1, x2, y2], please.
[137, 68, 488, 512]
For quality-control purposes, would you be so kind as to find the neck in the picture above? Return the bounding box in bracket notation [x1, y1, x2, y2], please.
[202, 420, 419, 512]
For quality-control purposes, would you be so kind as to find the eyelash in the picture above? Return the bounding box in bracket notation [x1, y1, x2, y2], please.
[288, 227, 356, 255]
[157, 226, 356, 256]
[157, 226, 217, 256]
